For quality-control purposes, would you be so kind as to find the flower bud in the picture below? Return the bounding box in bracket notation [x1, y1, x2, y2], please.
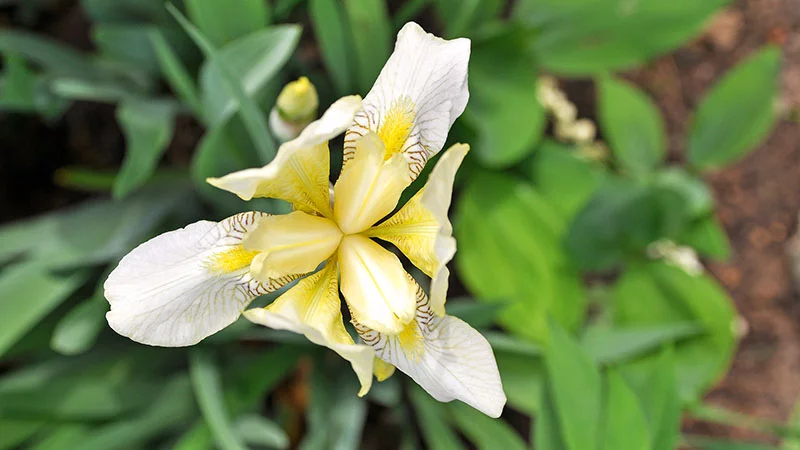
[270, 77, 319, 142]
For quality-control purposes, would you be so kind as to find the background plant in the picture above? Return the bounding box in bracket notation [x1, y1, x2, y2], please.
[0, 0, 797, 449]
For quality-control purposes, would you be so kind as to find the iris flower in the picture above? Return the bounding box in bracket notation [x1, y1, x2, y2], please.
[105, 22, 506, 417]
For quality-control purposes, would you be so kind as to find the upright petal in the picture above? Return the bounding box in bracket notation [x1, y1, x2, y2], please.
[243, 261, 374, 396]
[367, 144, 469, 315]
[208, 95, 362, 217]
[243, 211, 342, 280]
[355, 281, 506, 418]
[344, 22, 470, 180]
[105, 212, 295, 346]
[338, 235, 416, 334]
[333, 132, 412, 234]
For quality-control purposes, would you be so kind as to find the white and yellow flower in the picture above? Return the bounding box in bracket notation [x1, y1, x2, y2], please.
[104, 22, 505, 418]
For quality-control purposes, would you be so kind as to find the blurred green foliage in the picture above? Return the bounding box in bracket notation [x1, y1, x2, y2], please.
[0, 0, 794, 448]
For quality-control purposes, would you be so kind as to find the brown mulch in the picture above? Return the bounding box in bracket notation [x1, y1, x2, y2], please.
[627, 0, 800, 443]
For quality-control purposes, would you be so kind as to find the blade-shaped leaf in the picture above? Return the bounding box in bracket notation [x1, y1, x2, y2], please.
[409, 386, 465, 450]
[688, 46, 781, 170]
[190, 349, 247, 450]
[185, 0, 270, 47]
[602, 370, 651, 450]
[598, 76, 666, 174]
[343, 0, 391, 94]
[310, 0, 355, 95]
[448, 402, 526, 450]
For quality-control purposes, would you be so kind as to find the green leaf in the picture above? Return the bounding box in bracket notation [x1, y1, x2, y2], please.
[190, 349, 247, 450]
[634, 347, 682, 450]
[0, 30, 99, 79]
[0, 263, 86, 358]
[301, 360, 367, 450]
[494, 343, 544, 414]
[445, 299, 503, 329]
[516, 0, 729, 75]
[448, 402, 526, 450]
[433, 0, 504, 38]
[534, 381, 569, 450]
[0, 53, 37, 109]
[528, 140, 606, 221]
[0, 420, 43, 450]
[185, 0, 269, 48]
[81, 0, 170, 24]
[79, 376, 196, 450]
[30, 425, 89, 450]
[455, 171, 585, 342]
[50, 276, 109, 355]
[566, 178, 692, 271]
[544, 321, 602, 450]
[93, 24, 161, 73]
[602, 370, 651, 450]
[310, 0, 355, 95]
[199, 26, 300, 128]
[688, 437, 779, 450]
[581, 322, 703, 365]
[677, 214, 732, 260]
[598, 76, 665, 174]
[234, 415, 289, 449]
[783, 400, 800, 450]
[343, 0, 391, 94]
[149, 28, 203, 117]
[613, 262, 737, 401]
[169, 5, 283, 163]
[652, 168, 714, 219]
[409, 386, 465, 450]
[688, 46, 781, 170]
[114, 99, 176, 199]
[467, 29, 545, 168]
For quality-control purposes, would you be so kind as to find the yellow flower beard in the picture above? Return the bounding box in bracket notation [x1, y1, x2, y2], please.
[398, 319, 425, 362]
[208, 245, 260, 274]
[377, 96, 416, 159]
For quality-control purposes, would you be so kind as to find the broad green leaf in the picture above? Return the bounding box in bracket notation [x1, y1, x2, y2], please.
[114, 99, 176, 198]
[81, 0, 170, 24]
[566, 178, 693, 271]
[409, 386, 465, 450]
[688, 46, 781, 170]
[0, 263, 85, 358]
[544, 321, 602, 450]
[0, 420, 43, 450]
[169, 5, 281, 162]
[534, 382, 569, 450]
[50, 278, 109, 355]
[467, 29, 544, 168]
[433, 0, 504, 38]
[581, 322, 703, 365]
[49, 77, 137, 103]
[652, 167, 714, 219]
[613, 262, 737, 401]
[37, 179, 190, 268]
[0, 213, 59, 264]
[310, 0, 355, 95]
[30, 425, 90, 450]
[79, 376, 196, 450]
[301, 358, 367, 450]
[190, 349, 247, 450]
[448, 402, 526, 450]
[149, 29, 203, 117]
[445, 299, 503, 329]
[602, 370, 651, 450]
[93, 25, 161, 73]
[528, 140, 606, 221]
[198, 26, 300, 128]
[185, 0, 269, 48]
[455, 171, 585, 342]
[516, 0, 729, 75]
[598, 76, 665, 174]
[234, 415, 289, 449]
[0, 30, 99, 79]
[343, 0, 391, 94]
[677, 214, 732, 260]
[0, 53, 37, 109]
[494, 343, 544, 414]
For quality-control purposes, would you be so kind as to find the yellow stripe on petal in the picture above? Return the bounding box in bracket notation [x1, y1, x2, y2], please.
[377, 96, 416, 159]
[366, 189, 438, 276]
[244, 261, 375, 396]
[207, 245, 261, 274]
